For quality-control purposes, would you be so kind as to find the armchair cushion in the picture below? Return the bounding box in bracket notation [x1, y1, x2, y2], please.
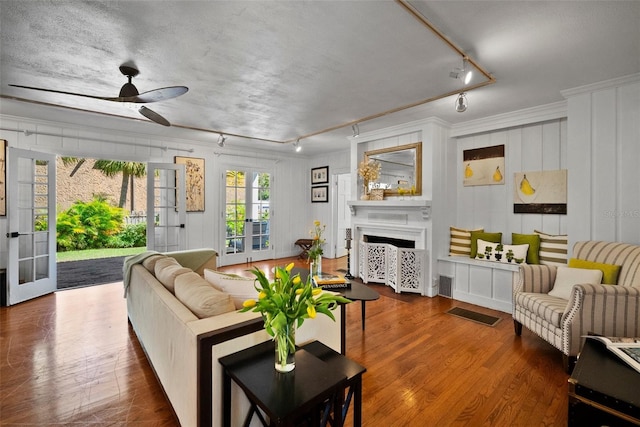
[515, 292, 567, 327]
[548, 266, 603, 300]
[567, 258, 621, 285]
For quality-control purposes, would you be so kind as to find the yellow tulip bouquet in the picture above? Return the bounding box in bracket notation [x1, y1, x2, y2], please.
[240, 263, 350, 371]
[308, 220, 326, 262]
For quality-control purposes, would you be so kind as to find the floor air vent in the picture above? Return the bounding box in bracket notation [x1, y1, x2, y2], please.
[438, 275, 453, 298]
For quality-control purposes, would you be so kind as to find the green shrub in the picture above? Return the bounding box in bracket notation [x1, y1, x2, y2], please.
[56, 197, 124, 251]
[107, 223, 146, 248]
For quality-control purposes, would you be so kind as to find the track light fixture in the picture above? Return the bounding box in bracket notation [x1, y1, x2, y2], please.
[293, 138, 302, 152]
[449, 57, 472, 85]
[455, 92, 468, 113]
[352, 123, 360, 138]
[217, 133, 226, 147]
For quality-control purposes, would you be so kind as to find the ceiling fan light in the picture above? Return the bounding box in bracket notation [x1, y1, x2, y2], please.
[217, 134, 226, 147]
[455, 93, 468, 113]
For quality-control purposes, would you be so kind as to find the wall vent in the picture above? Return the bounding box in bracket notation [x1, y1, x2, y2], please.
[438, 275, 453, 298]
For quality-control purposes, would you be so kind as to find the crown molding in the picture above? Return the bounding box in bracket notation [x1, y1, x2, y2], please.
[560, 73, 640, 98]
[450, 101, 568, 138]
[349, 116, 451, 144]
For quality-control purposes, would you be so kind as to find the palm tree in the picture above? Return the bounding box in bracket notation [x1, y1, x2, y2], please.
[93, 160, 147, 209]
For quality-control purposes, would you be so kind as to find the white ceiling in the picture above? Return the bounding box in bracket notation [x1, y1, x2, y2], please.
[1, 1, 638, 155]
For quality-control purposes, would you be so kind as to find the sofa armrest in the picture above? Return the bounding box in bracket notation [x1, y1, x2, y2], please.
[562, 284, 640, 356]
[514, 264, 558, 295]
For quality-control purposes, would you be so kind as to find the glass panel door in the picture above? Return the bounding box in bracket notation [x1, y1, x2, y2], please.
[146, 163, 186, 252]
[7, 148, 57, 305]
[223, 169, 273, 265]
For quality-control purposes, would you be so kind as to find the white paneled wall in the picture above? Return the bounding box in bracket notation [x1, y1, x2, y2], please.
[453, 118, 568, 248]
[565, 75, 640, 247]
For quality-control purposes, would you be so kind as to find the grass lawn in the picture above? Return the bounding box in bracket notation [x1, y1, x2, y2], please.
[57, 247, 147, 262]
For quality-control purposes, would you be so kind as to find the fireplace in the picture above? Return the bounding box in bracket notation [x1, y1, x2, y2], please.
[347, 199, 433, 296]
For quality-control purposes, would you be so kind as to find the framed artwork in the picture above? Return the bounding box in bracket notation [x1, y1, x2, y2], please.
[463, 144, 505, 187]
[0, 140, 5, 216]
[513, 169, 567, 214]
[311, 166, 329, 185]
[311, 185, 328, 203]
[174, 156, 205, 212]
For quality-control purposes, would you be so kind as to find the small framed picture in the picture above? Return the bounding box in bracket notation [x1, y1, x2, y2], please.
[311, 166, 329, 185]
[311, 185, 328, 203]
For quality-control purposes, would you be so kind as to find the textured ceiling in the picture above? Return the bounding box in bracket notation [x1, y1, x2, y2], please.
[0, 1, 638, 155]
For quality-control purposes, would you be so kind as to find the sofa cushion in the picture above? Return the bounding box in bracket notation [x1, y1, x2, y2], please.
[500, 243, 529, 264]
[174, 272, 235, 318]
[568, 258, 621, 285]
[203, 268, 243, 290]
[512, 233, 541, 264]
[142, 254, 167, 273]
[535, 230, 568, 266]
[155, 257, 192, 293]
[475, 239, 500, 261]
[547, 266, 603, 300]
[515, 292, 568, 327]
[470, 231, 502, 258]
[216, 275, 259, 309]
[449, 226, 483, 257]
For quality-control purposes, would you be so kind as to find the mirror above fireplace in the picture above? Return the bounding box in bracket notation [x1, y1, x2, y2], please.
[364, 142, 422, 197]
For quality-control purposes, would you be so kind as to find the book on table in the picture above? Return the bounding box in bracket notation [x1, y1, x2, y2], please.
[313, 273, 350, 289]
[585, 335, 640, 374]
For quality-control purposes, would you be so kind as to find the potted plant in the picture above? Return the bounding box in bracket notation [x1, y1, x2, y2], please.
[506, 249, 514, 263]
[484, 246, 493, 261]
[494, 244, 503, 261]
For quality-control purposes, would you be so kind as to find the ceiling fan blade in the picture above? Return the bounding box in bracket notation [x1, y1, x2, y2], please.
[133, 86, 189, 103]
[139, 106, 171, 126]
[8, 84, 123, 102]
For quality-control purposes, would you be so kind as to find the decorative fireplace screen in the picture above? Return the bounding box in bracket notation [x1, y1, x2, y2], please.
[359, 241, 427, 294]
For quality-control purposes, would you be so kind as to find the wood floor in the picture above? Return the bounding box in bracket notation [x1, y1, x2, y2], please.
[0, 256, 570, 426]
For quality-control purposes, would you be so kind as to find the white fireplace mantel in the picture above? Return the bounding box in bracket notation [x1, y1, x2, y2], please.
[347, 199, 432, 219]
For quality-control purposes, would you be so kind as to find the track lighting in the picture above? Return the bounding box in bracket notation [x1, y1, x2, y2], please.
[455, 93, 468, 113]
[293, 138, 302, 152]
[217, 134, 226, 147]
[352, 123, 360, 138]
[450, 58, 472, 85]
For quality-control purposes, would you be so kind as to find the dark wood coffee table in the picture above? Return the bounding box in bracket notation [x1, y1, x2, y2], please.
[293, 268, 380, 331]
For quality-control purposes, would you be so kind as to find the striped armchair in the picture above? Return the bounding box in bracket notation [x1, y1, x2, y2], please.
[513, 241, 640, 371]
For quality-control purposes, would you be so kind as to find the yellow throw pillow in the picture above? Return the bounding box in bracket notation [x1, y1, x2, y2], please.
[568, 258, 621, 285]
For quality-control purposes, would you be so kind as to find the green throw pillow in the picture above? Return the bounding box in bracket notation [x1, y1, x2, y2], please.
[470, 231, 502, 258]
[568, 258, 621, 285]
[512, 233, 541, 264]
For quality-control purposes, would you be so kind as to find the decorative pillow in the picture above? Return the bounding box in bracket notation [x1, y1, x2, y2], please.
[204, 269, 243, 291]
[500, 243, 529, 264]
[449, 226, 483, 257]
[548, 266, 603, 300]
[154, 257, 192, 293]
[512, 233, 541, 264]
[534, 230, 568, 266]
[568, 258, 621, 285]
[470, 231, 502, 258]
[216, 275, 260, 310]
[174, 272, 235, 318]
[475, 239, 500, 261]
[142, 254, 166, 273]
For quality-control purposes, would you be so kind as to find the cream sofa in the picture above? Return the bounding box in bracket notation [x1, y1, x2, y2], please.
[513, 241, 640, 370]
[125, 249, 344, 427]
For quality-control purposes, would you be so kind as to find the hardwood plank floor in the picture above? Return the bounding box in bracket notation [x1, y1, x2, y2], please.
[0, 256, 569, 426]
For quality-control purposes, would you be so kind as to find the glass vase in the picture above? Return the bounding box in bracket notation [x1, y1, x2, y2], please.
[310, 255, 322, 278]
[274, 322, 296, 373]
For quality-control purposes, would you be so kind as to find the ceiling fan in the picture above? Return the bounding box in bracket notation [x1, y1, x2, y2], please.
[9, 65, 188, 126]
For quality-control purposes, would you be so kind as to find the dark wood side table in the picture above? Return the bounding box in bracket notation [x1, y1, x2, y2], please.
[220, 340, 348, 427]
[301, 341, 366, 427]
[568, 338, 640, 426]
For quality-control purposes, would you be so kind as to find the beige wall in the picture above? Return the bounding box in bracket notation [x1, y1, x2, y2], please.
[56, 157, 147, 214]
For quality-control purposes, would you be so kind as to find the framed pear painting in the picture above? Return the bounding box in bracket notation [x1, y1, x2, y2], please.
[513, 169, 567, 214]
[462, 144, 505, 187]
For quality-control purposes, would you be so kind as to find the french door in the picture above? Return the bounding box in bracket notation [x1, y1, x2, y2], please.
[6, 148, 57, 305]
[222, 168, 273, 265]
[146, 163, 187, 252]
